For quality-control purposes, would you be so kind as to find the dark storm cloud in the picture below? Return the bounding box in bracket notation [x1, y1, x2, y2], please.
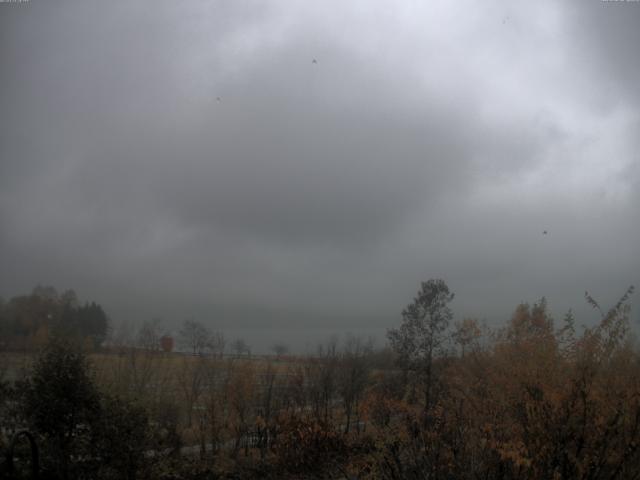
[564, 0, 640, 110]
[1, 0, 639, 351]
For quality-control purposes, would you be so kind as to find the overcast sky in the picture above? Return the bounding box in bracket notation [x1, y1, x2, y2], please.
[1, 0, 638, 352]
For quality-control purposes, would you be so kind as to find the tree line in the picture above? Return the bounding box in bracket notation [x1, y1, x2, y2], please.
[1, 279, 639, 479]
[0, 286, 109, 350]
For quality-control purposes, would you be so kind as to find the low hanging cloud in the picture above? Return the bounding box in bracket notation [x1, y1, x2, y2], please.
[1, 0, 638, 350]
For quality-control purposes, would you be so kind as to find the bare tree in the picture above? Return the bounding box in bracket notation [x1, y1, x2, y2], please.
[179, 319, 211, 355]
[256, 363, 280, 458]
[306, 337, 340, 425]
[208, 331, 225, 357]
[339, 335, 374, 433]
[280, 363, 306, 418]
[452, 318, 482, 357]
[231, 338, 250, 357]
[198, 356, 227, 457]
[176, 356, 206, 427]
[226, 362, 256, 458]
[136, 318, 163, 351]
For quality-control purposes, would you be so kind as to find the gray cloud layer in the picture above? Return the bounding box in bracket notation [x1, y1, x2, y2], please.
[1, 0, 639, 351]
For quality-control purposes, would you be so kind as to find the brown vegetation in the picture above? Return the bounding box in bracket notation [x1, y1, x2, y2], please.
[1, 282, 639, 479]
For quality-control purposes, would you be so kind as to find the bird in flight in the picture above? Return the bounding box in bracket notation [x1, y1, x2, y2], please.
[543, 230, 548, 235]
[216, 97, 221, 102]
[312, 59, 317, 64]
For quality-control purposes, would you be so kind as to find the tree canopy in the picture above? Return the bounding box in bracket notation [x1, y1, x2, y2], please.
[0, 286, 109, 349]
[387, 278, 454, 409]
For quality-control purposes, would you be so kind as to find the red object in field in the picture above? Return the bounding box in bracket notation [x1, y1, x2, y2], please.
[160, 335, 174, 352]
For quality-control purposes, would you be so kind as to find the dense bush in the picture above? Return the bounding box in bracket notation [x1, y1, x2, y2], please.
[4, 340, 158, 480]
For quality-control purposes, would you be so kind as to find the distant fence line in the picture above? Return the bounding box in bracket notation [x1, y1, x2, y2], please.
[97, 346, 307, 362]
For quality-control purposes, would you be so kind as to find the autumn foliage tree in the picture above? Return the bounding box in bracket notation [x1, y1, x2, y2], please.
[0, 286, 108, 349]
[369, 285, 640, 480]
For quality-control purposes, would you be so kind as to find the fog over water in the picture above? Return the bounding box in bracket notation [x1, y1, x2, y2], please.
[1, 1, 639, 352]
